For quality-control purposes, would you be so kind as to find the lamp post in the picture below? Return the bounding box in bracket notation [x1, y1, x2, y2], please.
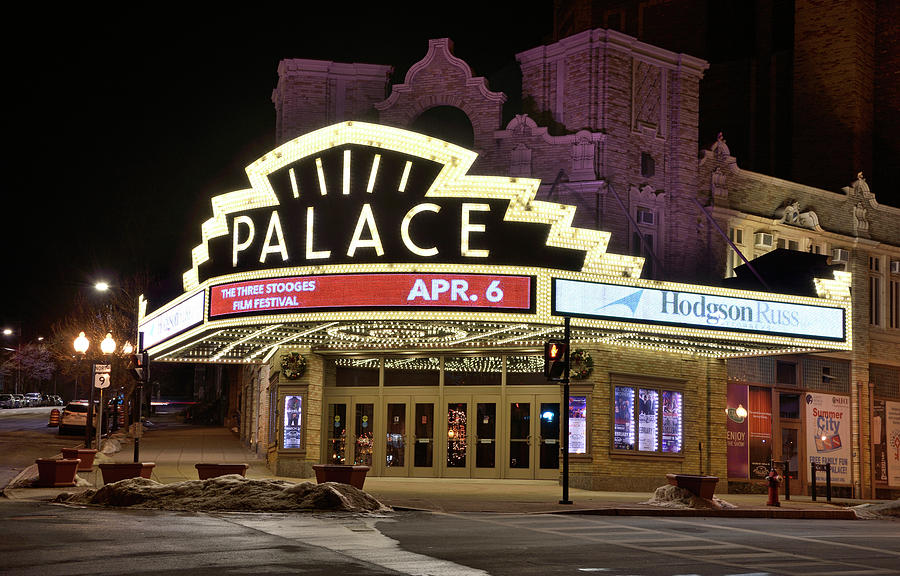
[96, 332, 116, 449]
[73, 331, 89, 402]
[2, 324, 21, 395]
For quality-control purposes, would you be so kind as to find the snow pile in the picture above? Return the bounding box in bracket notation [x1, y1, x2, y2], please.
[56, 475, 390, 513]
[643, 484, 736, 510]
[851, 499, 900, 520]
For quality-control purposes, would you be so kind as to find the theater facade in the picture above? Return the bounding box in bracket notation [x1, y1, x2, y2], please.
[138, 121, 851, 491]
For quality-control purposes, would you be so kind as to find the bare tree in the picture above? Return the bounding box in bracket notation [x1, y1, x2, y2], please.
[48, 271, 149, 401]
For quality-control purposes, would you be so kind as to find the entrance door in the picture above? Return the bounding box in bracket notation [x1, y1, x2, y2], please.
[382, 396, 437, 477]
[536, 398, 561, 480]
[384, 401, 408, 476]
[325, 401, 349, 465]
[506, 395, 561, 479]
[412, 401, 437, 477]
[473, 398, 500, 479]
[351, 399, 376, 468]
[780, 423, 801, 495]
[444, 399, 470, 477]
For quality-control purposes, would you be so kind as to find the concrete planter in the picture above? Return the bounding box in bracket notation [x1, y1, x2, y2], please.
[99, 462, 155, 484]
[195, 463, 249, 480]
[61, 448, 97, 471]
[35, 458, 80, 487]
[666, 473, 719, 500]
[312, 464, 370, 490]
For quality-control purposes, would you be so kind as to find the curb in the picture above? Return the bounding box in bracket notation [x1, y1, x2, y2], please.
[551, 507, 859, 520]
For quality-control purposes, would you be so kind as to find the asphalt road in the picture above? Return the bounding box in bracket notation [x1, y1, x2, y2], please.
[1, 499, 898, 576]
[0, 407, 78, 489]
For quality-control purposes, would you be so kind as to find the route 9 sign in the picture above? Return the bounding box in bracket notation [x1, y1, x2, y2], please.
[94, 364, 111, 389]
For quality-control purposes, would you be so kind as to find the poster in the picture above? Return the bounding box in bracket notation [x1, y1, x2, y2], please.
[749, 387, 772, 479]
[805, 392, 851, 484]
[873, 400, 887, 484]
[614, 387, 635, 450]
[282, 395, 302, 449]
[638, 389, 658, 452]
[726, 383, 749, 478]
[569, 396, 587, 454]
[661, 391, 682, 453]
[887, 401, 900, 487]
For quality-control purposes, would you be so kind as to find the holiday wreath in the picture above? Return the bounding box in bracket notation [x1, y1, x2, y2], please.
[280, 352, 307, 380]
[569, 349, 594, 379]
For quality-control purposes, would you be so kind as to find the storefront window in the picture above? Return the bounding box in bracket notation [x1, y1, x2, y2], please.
[444, 356, 502, 386]
[336, 358, 379, 387]
[614, 384, 682, 454]
[383, 357, 439, 386]
[506, 355, 546, 385]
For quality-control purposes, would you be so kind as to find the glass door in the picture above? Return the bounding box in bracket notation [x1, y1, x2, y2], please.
[326, 402, 348, 464]
[473, 398, 500, 478]
[537, 399, 560, 480]
[352, 400, 376, 468]
[412, 401, 437, 477]
[384, 402, 408, 476]
[444, 400, 470, 477]
[780, 424, 801, 495]
[506, 399, 532, 479]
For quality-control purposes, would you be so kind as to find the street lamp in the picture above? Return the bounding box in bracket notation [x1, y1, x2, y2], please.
[95, 333, 116, 449]
[73, 331, 89, 401]
[2, 324, 21, 395]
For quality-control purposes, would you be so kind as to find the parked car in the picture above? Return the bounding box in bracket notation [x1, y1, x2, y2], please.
[58, 402, 108, 435]
[0, 394, 14, 409]
[59, 402, 89, 435]
[50, 395, 65, 406]
[12, 394, 25, 408]
[24, 392, 42, 407]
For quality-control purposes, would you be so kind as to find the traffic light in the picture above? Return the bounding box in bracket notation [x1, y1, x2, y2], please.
[129, 351, 149, 382]
[544, 339, 568, 381]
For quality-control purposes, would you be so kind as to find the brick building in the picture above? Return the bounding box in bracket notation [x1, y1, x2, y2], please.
[143, 27, 894, 496]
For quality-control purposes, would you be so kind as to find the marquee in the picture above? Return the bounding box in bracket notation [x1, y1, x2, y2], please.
[138, 122, 852, 362]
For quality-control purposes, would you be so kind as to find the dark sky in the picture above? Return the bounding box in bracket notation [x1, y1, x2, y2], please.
[2, 8, 555, 340]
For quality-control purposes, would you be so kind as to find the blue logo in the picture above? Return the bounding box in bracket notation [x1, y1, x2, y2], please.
[597, 290, 643, 315]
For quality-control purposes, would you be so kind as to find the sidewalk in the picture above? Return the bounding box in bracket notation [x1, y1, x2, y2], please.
[3, 423, 866, 519]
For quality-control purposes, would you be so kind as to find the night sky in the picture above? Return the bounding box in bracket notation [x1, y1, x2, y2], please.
[2, 9, 555, 340]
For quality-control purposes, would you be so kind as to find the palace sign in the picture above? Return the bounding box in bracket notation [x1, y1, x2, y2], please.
[182, 122, 641, 290]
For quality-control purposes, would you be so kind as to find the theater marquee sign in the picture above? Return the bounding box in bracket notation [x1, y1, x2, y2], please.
[139, 122, 851, 362]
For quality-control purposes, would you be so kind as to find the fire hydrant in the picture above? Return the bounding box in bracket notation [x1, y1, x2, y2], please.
[766, 467, 782, 507]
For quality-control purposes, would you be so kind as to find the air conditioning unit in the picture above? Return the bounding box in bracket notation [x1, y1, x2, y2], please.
[832, 248, 849, 262]
[891, 260, 900, 274]
[754, 232, 774, 248]
[636, 209, 655, 225]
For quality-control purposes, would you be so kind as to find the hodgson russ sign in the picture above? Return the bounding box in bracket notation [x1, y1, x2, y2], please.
[139, 121, 850, 353]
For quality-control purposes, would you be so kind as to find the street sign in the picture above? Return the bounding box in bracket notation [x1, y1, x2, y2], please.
[95, 364, 111, 374]
[94, 372, 111, 389]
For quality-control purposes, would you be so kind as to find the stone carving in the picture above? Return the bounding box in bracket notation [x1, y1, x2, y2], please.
[854, 202, 869, 236]
[777, 200, 820, 229]
[712, 132, 731, 161]
[711, 166, 728, 197]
